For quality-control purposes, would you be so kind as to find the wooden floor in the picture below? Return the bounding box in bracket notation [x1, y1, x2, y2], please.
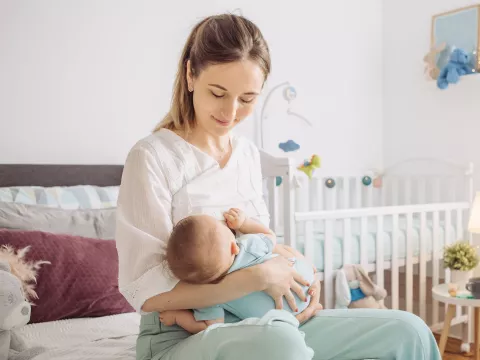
[434, 333, 474, 359]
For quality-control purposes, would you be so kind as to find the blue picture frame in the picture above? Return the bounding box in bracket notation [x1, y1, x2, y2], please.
[431, 5, 480, 72]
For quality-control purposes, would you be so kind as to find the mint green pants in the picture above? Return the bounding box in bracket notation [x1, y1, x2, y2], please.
[136, 309, 441, 360]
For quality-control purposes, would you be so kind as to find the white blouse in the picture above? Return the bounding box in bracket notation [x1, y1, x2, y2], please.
[115, 129, 270, 312]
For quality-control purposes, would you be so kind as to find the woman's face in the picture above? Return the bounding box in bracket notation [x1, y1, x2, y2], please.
[187, 59, 264, 137]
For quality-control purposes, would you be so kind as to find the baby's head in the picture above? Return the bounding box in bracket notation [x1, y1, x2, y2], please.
[166, 214, 240, 284]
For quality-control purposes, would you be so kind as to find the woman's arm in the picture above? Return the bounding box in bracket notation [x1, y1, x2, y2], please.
[143, 265, 264, 312]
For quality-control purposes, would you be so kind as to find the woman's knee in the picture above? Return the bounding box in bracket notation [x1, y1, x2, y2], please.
[217, 320, 314, 360]
[389, 310, 440, 359]
[391, 310, 433, 338]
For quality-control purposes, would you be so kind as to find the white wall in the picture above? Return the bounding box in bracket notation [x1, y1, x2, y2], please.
[383, 0, 480, 189]
[0, 0, 384, 176]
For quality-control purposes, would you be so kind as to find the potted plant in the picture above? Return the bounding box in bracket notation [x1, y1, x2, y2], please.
[444, 241, 479, 291]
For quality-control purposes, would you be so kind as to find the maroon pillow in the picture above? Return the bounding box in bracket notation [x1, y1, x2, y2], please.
[0, 229, 134, 323]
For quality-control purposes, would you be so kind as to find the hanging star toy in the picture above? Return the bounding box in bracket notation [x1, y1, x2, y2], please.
[298, 155, 321, 179]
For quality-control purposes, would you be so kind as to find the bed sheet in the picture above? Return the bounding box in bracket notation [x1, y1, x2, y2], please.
[14, 313, 140, 360]
[278, 217, 458, 271]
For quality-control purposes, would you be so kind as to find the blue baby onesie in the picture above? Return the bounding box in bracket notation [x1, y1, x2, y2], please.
[193, 234, 315, 321]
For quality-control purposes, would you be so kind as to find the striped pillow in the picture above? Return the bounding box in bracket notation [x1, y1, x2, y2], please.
[0, 185, 119, 210]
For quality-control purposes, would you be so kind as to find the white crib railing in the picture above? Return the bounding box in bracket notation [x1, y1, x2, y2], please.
[294, 202, 470, 309]
[263, 158, 474, 245]
[259, 150, 476, 348]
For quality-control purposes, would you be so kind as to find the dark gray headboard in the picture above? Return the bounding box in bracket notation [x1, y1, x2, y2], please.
[0, 165, 124, 187]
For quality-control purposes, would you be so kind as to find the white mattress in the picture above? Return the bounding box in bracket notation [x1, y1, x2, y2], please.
[15, 313, 141, 360]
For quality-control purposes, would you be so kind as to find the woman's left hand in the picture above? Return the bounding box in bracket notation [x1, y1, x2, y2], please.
[295, 278, 323, 324]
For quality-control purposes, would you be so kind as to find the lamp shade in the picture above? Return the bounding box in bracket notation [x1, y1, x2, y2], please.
[468, 192, 480, 234]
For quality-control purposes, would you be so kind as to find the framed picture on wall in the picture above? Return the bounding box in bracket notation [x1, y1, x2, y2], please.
[431, 4, 480, 72]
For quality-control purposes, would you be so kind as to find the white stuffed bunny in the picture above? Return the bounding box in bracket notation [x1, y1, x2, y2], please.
[0, 260, 31, 360]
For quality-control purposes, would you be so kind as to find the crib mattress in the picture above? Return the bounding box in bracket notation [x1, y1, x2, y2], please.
[276, 217, 458, 272]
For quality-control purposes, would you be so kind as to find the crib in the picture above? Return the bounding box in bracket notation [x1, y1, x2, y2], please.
[259, 150, 475, 347]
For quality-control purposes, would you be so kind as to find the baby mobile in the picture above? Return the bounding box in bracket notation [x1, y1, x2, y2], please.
[258, 81, 320, 186]
[259, 81, 383, 189]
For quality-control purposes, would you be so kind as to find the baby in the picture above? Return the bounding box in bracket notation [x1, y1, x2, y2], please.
[162, 208, 316, 334]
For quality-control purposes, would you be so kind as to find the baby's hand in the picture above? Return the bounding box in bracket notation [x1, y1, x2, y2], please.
[224, 208, 246, 230]
[159, 310, 179, 326]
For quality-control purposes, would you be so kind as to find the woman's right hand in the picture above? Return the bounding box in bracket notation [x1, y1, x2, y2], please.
[258, 256, 310, 312]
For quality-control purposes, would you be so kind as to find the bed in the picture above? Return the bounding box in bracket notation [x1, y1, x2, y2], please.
[0, 154, 476, 357]
[0, 164, 140, 360]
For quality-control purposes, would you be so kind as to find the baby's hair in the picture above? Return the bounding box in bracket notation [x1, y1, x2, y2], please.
[166, 215, 227, 284]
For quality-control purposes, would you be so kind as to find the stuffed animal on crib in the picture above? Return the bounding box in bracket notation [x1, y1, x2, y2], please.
[437, 48, 474, 89]
[0, 260, 32, 360]
[298, 155, 321, 179]
[335, 264, 388, 309]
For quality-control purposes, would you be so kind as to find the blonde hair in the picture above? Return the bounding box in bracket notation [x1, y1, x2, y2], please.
[153, 13, 271, 134]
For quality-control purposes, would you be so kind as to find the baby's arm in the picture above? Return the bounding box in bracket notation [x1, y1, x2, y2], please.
[224, 208, 276, 245]
[159, 310, 224, 334]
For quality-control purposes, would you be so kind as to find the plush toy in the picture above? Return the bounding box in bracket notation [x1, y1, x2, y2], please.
[0, 245, 49, 360]
[298, 155, 321, 179]
[0, 260, 31, 360]
[335, 264, 388, 309]
[423, 42, 447, 81]
[437, 48, 474, 89]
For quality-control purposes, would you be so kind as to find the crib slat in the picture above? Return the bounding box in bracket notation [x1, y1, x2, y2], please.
[283, 170, 296, 248]
[381, 176, 387, 206]
[391, 214, 399, 310]
[267, 177, 277, 232]
[375, 215, 384, 296]
[433, 178, 441, 203]
[419, 211, 427, 321]
[343, 219, 352, 266]
[331, 179, 338, 210]
[449, 176, 457, 202]
[324, 219, 334, 309]
[456, 208, 463, 241]
[356, 177, 362, 208]
[404, 177, 412, 205]
[343, 177, 350, 209]
[406, 212, 413, 313]
[392, 177, 399, 206]
[417, 177, 426, 205]
[432, 211, 440, 325]
[360, 216, 368, 269]
[312, 178, 322, 233]
[366, 182, 373, 207]
[304, 221, 314, 263]
[445, 210, 452, 285]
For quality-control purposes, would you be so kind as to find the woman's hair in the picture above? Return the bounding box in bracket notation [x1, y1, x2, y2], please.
[153, 13, 271, 133]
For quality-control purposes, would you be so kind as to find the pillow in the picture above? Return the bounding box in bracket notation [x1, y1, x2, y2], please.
[0, 185, 119, 209]
[0, 202, 116, 239]
[0, 229, 134, 323]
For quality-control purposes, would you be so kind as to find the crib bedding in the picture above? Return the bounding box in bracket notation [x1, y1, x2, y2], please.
[14, 313, 140, 360]
[277, 217, 457, 271]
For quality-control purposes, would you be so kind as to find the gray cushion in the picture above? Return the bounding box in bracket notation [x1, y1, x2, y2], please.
[0, 202, 116, 239]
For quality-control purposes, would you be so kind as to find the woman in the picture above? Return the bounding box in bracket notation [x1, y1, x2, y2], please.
[115, 13, 441, 360]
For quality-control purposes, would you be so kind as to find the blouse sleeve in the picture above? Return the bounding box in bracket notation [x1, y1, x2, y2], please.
[115, 143, 178, 313]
